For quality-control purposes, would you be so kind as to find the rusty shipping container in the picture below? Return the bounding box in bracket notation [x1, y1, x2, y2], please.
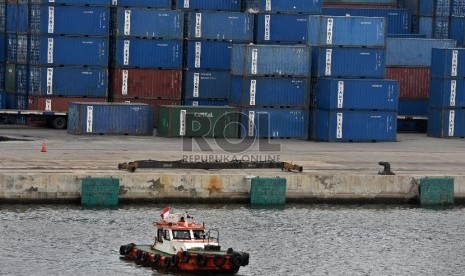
[112, 98, 181, 128]
[110, 68, 182, 99]
[386, 67, 430, 99]
[28, 97, 106, 112]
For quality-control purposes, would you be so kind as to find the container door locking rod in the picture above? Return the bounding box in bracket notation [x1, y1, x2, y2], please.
[118, 160, 303, 173]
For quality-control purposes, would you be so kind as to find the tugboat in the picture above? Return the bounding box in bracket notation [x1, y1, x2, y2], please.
[119, 207, 249, 273]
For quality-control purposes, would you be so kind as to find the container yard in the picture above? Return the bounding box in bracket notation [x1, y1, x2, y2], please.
[1, 0, 465, 203]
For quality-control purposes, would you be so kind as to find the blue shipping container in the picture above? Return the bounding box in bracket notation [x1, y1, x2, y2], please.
[255, 13, 308, 44]
[183, 99, 230, 106]
[428, 108, 465, 137]
[387, 34, 427, 38]
[185, 40, 233, 70]
[231, 76, 310, 107]
[315, 79, 399, 111]
[419, 17, 433, 38]
[307, 15, 386, 47]
[310, 109, 397, 142]
[183, 70, 231, 99]
[312, 47, 386, 78]
[114, 8, 182, 39]
[6, 34, 28, 64]
[0, 63, 4, 89]
[243, 0, 322, 14]
[386, 38, 456, 66]
[231, 44, 311, 77]
[29, 67, 108, 97]
[112, 38, 182, 69]
[322, 8, 412, 34]
[67, 102, 154, 135]
[433, 16, 450, 39]
[0, 90, 6, 109]
[6, 3, 28, 34]
[186, 11, 253, 42]
[0, 2, 5, 32]
[176, 0, 241, 11]
[29, 5, 110, 36]
[110, 0, 170, 8]
[398, 98, 429, 116]
[31, 0, 110, 5]
[450, 16, 465, 46]
[241, 108, 309, 139]
[431, 48, 465, 78]
[430, 78, 465, 108]
[0, 33, 5, 61]
[452, 0, 465, 16]
[29, 36, 109, 66]
[420, 0, 451, 17]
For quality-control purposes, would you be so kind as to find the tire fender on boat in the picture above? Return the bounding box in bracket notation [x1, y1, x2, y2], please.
[164, 257, 171, 268]
[230, 253, 243, 267]
[136, 250, 143, 260]
[213, 255, 226, 267]
[119, 245, 126, 256]
[140, 252, 148, 262]
[196, 254, 207, 266]
[153, 254, 160, 266]
[180, 251, 190, 263]
[242, 253, 250, 266]
[170, 255, 179, 267]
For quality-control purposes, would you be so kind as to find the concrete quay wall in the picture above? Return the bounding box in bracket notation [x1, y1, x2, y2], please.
[1, 172, 464, 204]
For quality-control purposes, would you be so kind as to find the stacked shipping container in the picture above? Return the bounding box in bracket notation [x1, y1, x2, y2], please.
[231, 44, 311, 139]
[385, 37, 456, 122]
[0, 0, 5, 109]
[109, 2, 183, 126]
[4, 0, 29, 115]
[230, 0, 322, 140]
[3, 0, 111, 124]
[180, 2, 249, 107]
[309, 15, 398, 142]
[27, 3, 110, 112]
[428, 48, 465, 137]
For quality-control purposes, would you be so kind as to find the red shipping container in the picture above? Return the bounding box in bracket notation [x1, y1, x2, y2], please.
[110, 68, 182, 99]
[113, 97, 181, 127]
[386, 67, 430, 99]
[28, 97, 106, 112]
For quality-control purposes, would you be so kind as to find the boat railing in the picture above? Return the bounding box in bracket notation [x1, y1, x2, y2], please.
[205, 228, 220, 245]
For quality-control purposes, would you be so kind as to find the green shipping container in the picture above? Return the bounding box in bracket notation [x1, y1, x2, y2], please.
[157, 105, 240, 138]
[250, 177, 286, 205]
[81, 177, 119, 207]
[419, 177, 454, 206]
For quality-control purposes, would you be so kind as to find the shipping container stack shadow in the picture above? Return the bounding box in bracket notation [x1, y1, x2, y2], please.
[108, 0, 183, 129]
[229, 0, 323, 140]
[309, 15, 399, 142]
[22, 0, 110, 126]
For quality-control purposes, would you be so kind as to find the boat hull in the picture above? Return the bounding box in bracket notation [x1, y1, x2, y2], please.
[119, 243, 248, 274]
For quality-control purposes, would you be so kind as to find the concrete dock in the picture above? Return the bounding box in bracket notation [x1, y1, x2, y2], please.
[1, 125, 465, 204]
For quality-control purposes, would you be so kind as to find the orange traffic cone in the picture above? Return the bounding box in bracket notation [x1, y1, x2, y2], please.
[41, 142, 47, 153]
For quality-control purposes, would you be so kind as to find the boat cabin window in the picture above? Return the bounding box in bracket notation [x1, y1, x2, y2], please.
[163, 229, 171, 240]
[157, 228, 164, 243]
[172, 230, 191, 240]
[193, 230, 206, 239]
